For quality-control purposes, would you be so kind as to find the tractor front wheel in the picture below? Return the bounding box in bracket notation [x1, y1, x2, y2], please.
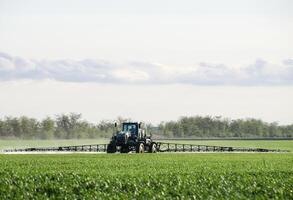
[136, 143, 144, 153]
[120, 145, 129, 153]
[149, 143, 157, 153]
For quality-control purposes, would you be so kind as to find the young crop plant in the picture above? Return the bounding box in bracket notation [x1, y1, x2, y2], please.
[0, 153, 292, 199]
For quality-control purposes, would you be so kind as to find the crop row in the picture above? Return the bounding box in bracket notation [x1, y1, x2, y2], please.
[0, 154, 292, 199]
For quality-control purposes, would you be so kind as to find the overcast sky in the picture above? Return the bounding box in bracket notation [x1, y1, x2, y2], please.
[0, 0, 292, 124]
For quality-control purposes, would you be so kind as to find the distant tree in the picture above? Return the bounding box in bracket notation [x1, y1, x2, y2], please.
[6, 117, 21, 138]
[55, 113, 85, 138]
[40, 117, 55, 139]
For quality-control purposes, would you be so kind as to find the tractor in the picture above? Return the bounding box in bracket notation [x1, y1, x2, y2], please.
[106, 122, 157, 153]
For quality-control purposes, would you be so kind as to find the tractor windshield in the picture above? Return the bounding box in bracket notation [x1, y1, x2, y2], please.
[122, 123, 138, 134]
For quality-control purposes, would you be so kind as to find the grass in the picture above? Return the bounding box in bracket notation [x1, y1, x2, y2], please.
[0, 153, 292, 199]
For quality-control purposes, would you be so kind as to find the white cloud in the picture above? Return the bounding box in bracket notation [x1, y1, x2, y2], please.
[0, 52, 292, 85]
[113, 69, 149, 82]
[283, 58, 293, 66]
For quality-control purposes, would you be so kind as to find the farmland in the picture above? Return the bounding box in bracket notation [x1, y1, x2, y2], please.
[0, 139, 109, 151]
[0, 153, 293, 199]
[1, 139, 293, 151]
[0, 140, 292, 199]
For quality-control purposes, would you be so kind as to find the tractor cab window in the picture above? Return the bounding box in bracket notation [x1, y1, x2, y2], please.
[122, 124, 138, 134]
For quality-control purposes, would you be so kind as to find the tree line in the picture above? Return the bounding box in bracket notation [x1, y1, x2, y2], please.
[0, 114, 292, 139]
[157, 116, 293, 138]
[0, 113, 115, 139]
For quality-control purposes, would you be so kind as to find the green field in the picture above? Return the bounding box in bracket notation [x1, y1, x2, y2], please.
[0, 153, 292, 199]
[1, 139, 292, 151]
[1, 140, 293, 199]
[0, 139, 109, 150]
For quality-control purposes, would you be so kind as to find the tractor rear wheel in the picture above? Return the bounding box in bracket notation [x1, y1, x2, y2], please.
[136, 143, 144, 153]
[106, 143, 116, 153]
[149, 143, 157, 153]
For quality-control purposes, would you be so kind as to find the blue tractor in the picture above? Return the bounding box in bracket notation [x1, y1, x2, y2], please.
[106, 122, 157, 153]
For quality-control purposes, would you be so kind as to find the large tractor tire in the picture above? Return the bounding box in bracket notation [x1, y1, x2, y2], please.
[106, 143, 117, 153]
[136, 143, 144, 153]
[120, 145, 129, 153]
[149, 143, 157, 153]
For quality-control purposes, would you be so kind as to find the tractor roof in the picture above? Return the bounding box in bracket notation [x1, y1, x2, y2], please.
[122, 122, 138, 124]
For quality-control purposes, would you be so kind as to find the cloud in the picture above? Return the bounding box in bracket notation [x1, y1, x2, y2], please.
[0, 52, 292, 85]
[283, 58, 293, 66]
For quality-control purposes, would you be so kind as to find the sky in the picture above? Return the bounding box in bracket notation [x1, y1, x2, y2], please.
[0, 0, 292, 124]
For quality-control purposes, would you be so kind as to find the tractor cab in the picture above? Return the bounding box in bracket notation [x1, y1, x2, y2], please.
[122, 122, 139, 135]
